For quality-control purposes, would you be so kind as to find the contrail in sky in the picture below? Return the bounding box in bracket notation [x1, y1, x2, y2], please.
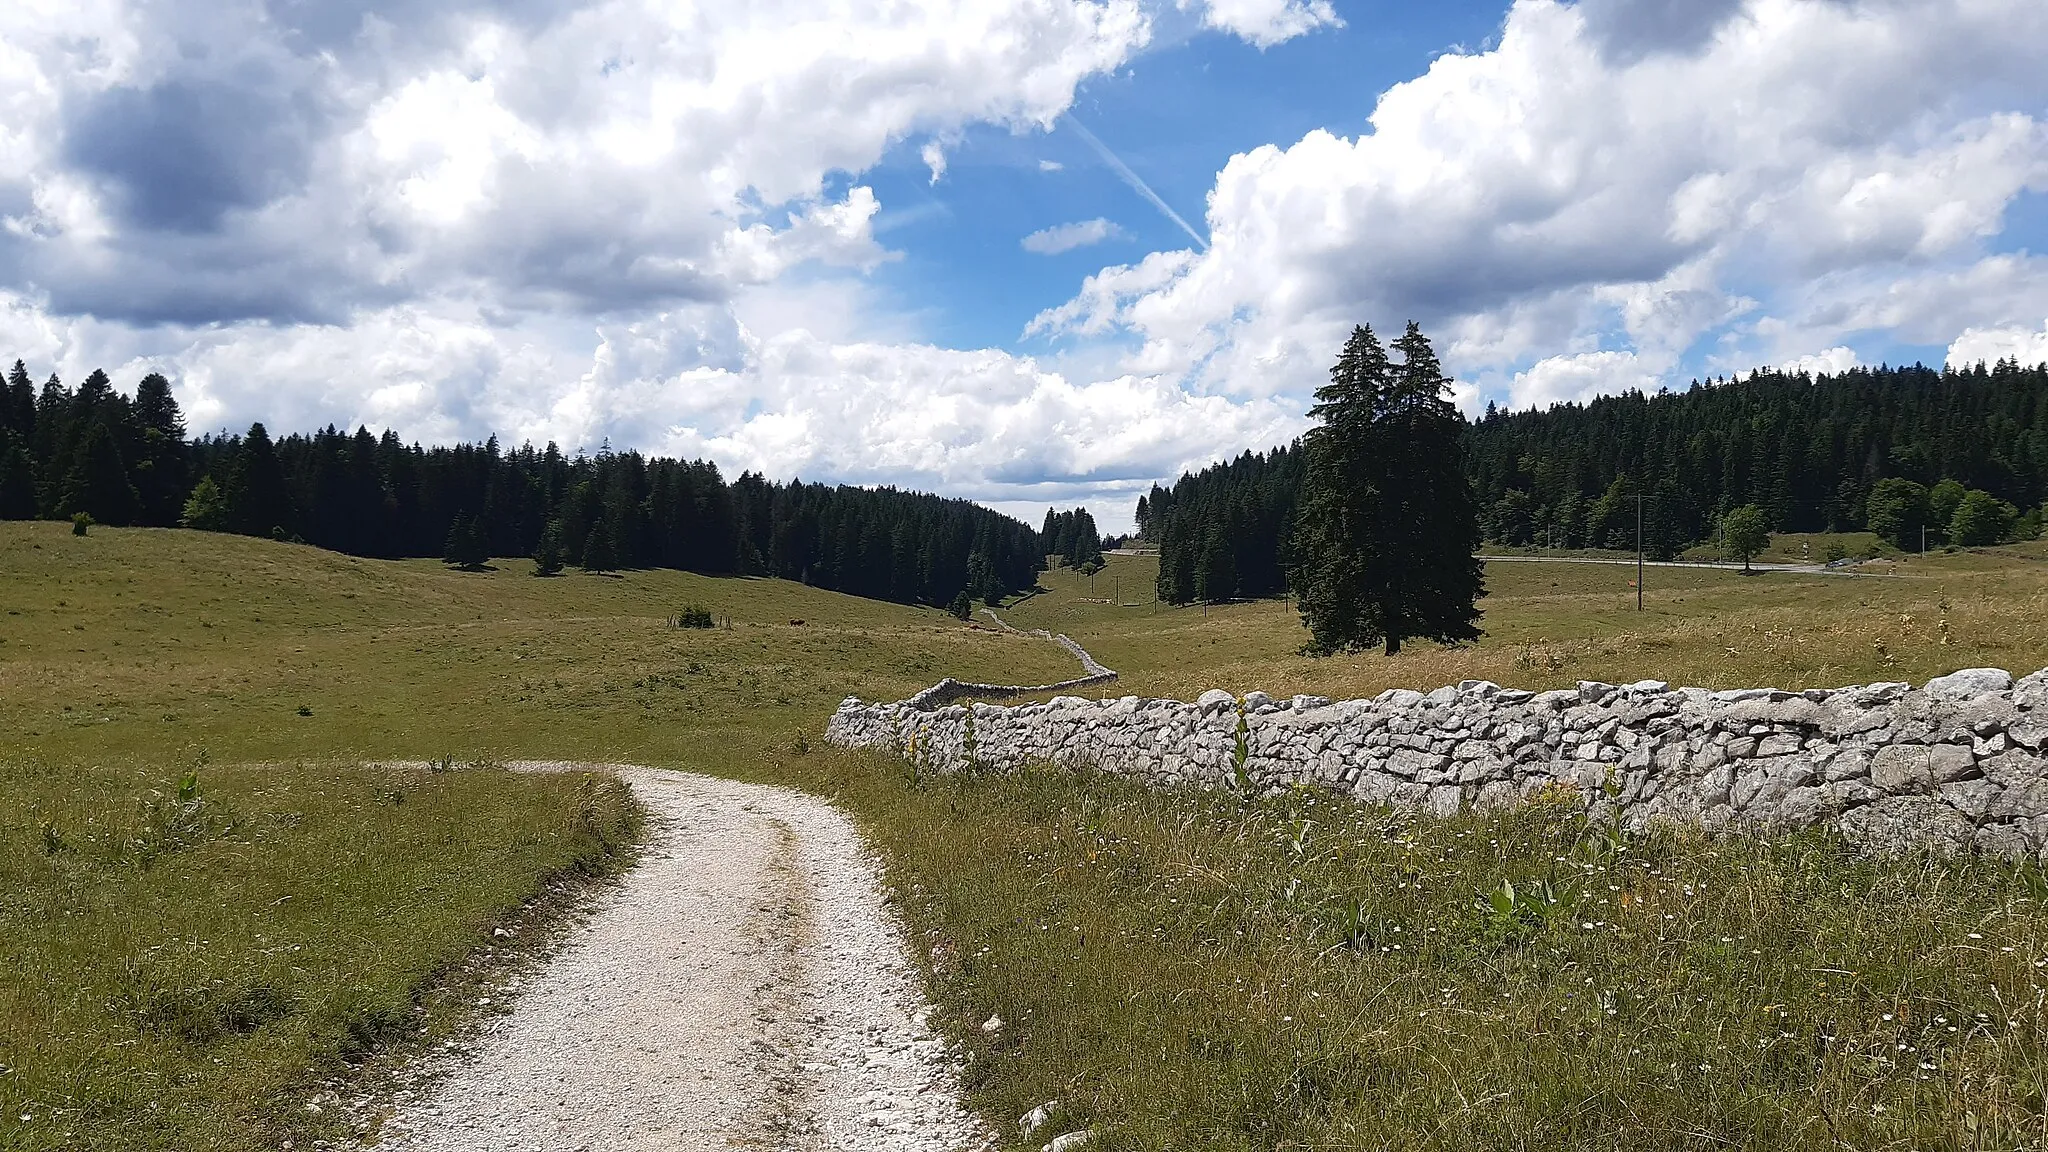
[1065, 116, 1209, 251]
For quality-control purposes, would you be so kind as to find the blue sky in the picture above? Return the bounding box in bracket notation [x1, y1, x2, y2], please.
[1, 0, 2046, 531]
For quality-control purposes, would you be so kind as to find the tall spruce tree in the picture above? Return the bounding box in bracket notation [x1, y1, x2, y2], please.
[223, 423, 294, 538]
[1289, 323, 1483, 656]
[131, 373, 188, 525]
[2, 361, 33, 442]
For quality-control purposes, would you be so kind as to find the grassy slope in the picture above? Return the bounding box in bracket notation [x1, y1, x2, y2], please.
[17, 523, 2048, 1150]
[0, 522, 1072, 1151]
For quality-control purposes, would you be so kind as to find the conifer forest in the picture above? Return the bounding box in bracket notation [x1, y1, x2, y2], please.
[0, 360, 1045, 608]
[1141, 358, 2048, 603]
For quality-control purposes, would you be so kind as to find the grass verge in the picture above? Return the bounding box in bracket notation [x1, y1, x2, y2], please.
[778, 750, 2048, 1150]
[0, 757, 639, 1151]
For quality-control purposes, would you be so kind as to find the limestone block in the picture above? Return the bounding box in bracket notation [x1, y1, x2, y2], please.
[1823, 749, 1870, 782]
[1974, 822, 2033, 859]
[1925, 668, 2014, 700]
[1425, 785, 1464, 818]
[1940, 778, 2001, 822]
[1836, 795, 1976, 856]
[1757, 733, 1802, 757]
[1872, 745, 1933, 792]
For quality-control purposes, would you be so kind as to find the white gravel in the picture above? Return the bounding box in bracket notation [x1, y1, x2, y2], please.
[371, 765, 990, 1151]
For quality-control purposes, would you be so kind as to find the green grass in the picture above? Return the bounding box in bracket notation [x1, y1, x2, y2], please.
[3, 757, 638, 1151]
[15, 521, 2048, 1150]
[0, 522, 1071, 1150]
[782, 759, 2048, 1150]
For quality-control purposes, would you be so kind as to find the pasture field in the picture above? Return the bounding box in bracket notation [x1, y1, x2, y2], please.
[12, 521, 2048, 1150]
[0, 522, 1067, 1151]
[1005, 544, 2048, 703]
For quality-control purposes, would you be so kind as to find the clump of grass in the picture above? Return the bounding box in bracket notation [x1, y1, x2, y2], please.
[783, 749, 2048, 1150]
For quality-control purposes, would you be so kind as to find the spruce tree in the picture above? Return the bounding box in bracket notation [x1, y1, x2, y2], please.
[1289, 323, 1483, 656]
[131, 373, 188, 525]
[533, 521, 566, 576]
[444, 513, 488, 568]
[0, 434, 37, 520]
[224, 423, 294, 538]
[181, 476, 229, 531]
[2, 361, 33, 442]
[581, 523, 618, 572]
[58, 422, 140, 526]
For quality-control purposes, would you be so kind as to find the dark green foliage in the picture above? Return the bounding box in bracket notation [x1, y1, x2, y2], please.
[532, 521, 565, 576]
[1042, 507, 1103, 569]
[670, 605, 714, 629]
[442, 513, 488, 569]
[1720, 505, 1771, 572]
[580, 522, 618, 573]
[1928, 478, 1967, 534]
[1, 360, 34, 445]
[949, 590, 973, 620]
[1290, 323, 1485, 656]
[0, 434, 36, 520]
[1948, 489, 2018, 546]
[1464, 359, 2048, 544]
[223, 423, 294, 539]
[130, 373, 189, 525]
[1864, 477, 1930, 549]
[71, 511, 92, 536]
[0, 359, 1046, 610]
[59, 421, 140, 526]
[1148, 445, 1303, 604]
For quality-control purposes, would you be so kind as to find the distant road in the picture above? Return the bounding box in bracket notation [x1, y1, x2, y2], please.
[1477, 554, 1869, 576]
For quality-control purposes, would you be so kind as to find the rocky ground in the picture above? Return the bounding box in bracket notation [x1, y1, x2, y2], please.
[368, 766, 988, 1151]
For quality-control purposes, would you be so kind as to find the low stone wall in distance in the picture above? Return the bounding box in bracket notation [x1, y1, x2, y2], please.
[825, 667, 2048, 857]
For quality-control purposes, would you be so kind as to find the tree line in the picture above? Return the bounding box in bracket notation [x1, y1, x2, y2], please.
[0, 360, 1045, 608]
[1465, 359, 2048, 555]
[1144, 358, 2048, 600]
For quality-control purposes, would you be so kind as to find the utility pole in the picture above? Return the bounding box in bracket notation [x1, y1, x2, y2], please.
[1634, 494, 1646, 611]
[1921, 525, 1927, 556]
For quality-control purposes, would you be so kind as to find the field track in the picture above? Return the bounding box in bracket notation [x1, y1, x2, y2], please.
[373, 766, 983, 1152]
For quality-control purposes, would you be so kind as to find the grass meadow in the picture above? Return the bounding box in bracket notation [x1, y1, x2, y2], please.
[10, 520, 2048, 1149]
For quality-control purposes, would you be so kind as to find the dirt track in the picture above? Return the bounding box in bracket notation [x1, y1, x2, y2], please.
[373, 766, 987, 1151]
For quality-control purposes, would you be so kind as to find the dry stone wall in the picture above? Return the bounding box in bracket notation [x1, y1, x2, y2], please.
[825, 667, 2048, 857]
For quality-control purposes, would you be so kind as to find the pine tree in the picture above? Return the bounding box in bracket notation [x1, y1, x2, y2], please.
[58, 422, 139, 526]
[1290, 323, 1483, 656]
[0, 434, 37, 520]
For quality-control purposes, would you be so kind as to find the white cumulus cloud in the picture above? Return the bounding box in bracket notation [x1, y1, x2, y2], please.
[1021, 218, 1128, 255]
[1039, 0, 2048, 408]
[1183, 0, 1342, 48]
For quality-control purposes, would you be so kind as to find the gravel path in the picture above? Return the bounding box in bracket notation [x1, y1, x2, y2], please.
[372, 766, 988, 1152]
